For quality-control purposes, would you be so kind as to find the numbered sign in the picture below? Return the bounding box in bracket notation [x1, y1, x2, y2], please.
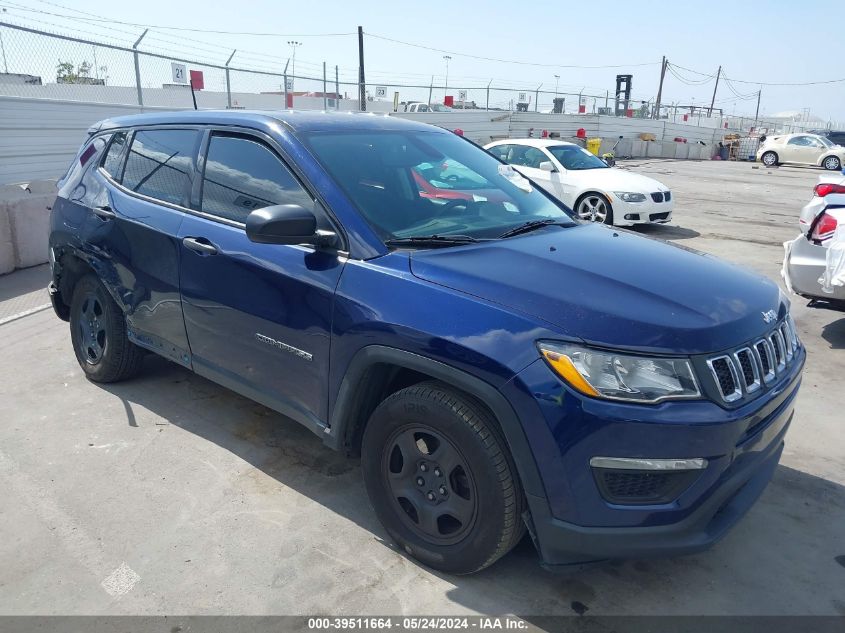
[375, 86, 387, 98]
[285, 77, 294, 91]
[171, 62, 187, 84]
[458, 90, 467, 101]
[518, 92, 527, 102]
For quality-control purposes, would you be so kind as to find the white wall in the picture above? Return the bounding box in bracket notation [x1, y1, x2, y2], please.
[1, 95, 734, 185]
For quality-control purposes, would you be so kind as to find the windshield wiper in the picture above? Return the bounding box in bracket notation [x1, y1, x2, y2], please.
[499, 218, 571, 239]
[384, 234, 486, 248]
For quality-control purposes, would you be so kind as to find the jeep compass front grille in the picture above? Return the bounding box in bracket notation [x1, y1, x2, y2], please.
[707, 320, 799, 403]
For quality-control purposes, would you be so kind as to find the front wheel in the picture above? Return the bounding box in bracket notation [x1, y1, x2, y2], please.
[761, 151, 779, 167]
[69, 274, 144, 383]
[575, 193, 613, 224]
[361, 382, 526, 574]
[823, 156, 842, 171]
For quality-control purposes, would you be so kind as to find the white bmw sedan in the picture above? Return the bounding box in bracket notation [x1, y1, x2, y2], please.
[485, 139, 673, 226]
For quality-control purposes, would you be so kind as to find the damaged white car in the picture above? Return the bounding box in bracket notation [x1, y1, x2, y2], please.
[783, 170, 845, 303]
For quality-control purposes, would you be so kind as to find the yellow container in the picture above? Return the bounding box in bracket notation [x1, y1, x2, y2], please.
[586, 138, 602, 156]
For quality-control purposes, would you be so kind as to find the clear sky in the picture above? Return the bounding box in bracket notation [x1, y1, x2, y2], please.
[2, 0, 843, 121]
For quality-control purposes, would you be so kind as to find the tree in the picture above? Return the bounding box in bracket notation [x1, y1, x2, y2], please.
[56, 59, 104, 84]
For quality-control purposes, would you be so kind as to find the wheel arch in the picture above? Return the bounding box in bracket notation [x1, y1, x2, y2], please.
[55, 247, 130, 317]
[326, 345, 546, 500]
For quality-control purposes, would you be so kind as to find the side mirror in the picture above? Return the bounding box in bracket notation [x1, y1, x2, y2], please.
[539, 161, 556, 172]
[246, 204, 336, 247]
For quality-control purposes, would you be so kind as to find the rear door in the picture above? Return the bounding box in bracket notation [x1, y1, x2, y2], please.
[178, 129, 345, 430]
[89, 127, 200, 365]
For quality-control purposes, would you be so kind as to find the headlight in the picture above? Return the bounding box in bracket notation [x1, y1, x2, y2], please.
[613, 192, 647, 202]
[538, 342, 700, 403]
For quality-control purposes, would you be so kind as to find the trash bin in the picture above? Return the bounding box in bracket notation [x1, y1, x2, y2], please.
[586, 138, 602, 156]
[719, 146, 730, 161]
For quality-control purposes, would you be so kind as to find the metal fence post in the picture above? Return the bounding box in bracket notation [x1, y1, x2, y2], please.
[132, 29, 148, 107]
[225, 49, 236, 109]
[535, 84, 542, 112]
[486, 79, 491, 111]
[428, 76, 433, 108]
[323, 62, 327, 110]
[282, 58, 290, 109]
[335, 65, 340, 110]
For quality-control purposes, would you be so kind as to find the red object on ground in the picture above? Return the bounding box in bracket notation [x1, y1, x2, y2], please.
[625, 108, 634, 118]
[189, 70, 204, 90]
[578, 104, 586, 114]
[453, 128, 464, 136]
[576, 128, 586, 138]
[541, 129, 549, 138]
[673, 137, 687, 143]
[444, 95, 454, 106]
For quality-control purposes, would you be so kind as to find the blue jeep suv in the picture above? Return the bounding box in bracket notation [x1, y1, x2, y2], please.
[49, 111, 804, 574]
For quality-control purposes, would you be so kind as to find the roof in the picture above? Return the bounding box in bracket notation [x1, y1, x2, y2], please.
[91, 109, 441, 135]
[486, 138, 578, 148]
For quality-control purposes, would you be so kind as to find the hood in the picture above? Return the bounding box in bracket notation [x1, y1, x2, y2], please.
[570, 167, 668, 193]
[409, 224, 785, 355]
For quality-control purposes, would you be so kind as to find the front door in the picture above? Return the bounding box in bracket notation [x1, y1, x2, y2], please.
[784, 136, 821, 164]
[178, 131, 345, 430]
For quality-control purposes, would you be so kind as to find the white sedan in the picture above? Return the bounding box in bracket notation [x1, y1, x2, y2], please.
[484, 139, 673, 226]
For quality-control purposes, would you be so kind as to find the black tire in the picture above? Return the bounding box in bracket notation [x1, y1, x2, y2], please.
[69, 274, 144, 383]
[822, 156, 841, 171]
[361, 381, 526, 575]
[761, 151, 779, 167]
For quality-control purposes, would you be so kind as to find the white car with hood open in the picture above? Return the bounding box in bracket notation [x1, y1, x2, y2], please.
[484, 138, 673, 226]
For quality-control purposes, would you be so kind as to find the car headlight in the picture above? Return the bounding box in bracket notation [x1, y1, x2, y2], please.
[613, 192, 647, 202]
[538, 342, 700, 403]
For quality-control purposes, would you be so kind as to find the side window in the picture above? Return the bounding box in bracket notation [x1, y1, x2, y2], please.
[101, 131, 128, 180]
[488, 144, 513, 162]
[122, 129, 199, 206]
[522, 147, 547, 168]
[788, 136, 810, 146]
[200, 134, 313, 223]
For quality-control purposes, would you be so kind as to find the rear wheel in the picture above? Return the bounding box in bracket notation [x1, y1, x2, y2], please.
[361, 382, 525, 574]
[69, 274, 144, 383]
[761, 151, 779, 167]
[823, 156, 842, 171]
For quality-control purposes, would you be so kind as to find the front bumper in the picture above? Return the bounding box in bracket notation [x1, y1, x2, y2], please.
[610, 195, 674, 226]
[503, 347, 803, 567]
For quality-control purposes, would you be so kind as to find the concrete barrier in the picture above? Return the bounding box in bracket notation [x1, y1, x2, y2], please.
[0, 180, 57, 273]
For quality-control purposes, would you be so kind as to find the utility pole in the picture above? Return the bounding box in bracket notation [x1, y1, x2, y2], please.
[357, 26, 366, 111]
[554, 74, 559, 97]
[287, 40, 301, 92]
[283, 57, 290, 109]
[225, 49, 236, 109]
[708, 65, 721, 117]
[654, 56, 667, 119]
[754, 88, 762, 128]
[442, 55, 451, 101]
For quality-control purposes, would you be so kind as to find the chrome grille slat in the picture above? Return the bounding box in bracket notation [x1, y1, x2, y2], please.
[707, 319, 799, 403]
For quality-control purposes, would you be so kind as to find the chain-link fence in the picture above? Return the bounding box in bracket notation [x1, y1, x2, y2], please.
[2, 21, 843, 136]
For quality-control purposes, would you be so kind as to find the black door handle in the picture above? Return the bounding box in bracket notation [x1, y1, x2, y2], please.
[93, 205, 115, 220]
[182, 237, 219, 255]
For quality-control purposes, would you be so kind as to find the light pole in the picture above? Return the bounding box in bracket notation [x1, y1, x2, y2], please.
[554, 74, 559, 96]
[442, 55, 451, 101]
[287, 40, 302, 91]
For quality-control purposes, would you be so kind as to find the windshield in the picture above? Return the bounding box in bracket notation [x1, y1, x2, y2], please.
[305, 130, 574, 241]
[546, 144, 609, 170]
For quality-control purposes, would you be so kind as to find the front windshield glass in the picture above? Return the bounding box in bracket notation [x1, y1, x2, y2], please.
[305, 130, 574, 241]
[546, 144, 609, 170]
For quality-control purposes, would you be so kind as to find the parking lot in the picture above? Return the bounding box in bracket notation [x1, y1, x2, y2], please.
[0, 159, 843, 617]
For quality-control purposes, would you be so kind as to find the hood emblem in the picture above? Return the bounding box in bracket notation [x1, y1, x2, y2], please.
[762, 309, 777, 324]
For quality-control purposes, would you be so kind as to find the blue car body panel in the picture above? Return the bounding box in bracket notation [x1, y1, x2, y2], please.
[49, 110, 805, 568]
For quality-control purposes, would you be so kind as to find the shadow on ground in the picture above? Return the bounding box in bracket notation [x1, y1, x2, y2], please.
[0, 263, 50, 303]
[95, 356, 845, 616]
[632, 224, 701, 241]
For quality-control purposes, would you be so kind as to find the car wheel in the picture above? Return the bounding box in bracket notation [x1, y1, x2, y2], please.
[575, 193, 613, 224]
[69, 274, 144, 383]
[823, 156, 842, 171]
[761, 151, 779, 167]
[361, 382, 526, 575]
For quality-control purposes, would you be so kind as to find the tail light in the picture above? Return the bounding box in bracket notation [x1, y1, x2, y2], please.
[811, 212, 838, 241]
[814, 183, 845, 197]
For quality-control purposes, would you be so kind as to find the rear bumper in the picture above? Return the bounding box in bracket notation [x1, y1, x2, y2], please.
[786, 234, 845, 301]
